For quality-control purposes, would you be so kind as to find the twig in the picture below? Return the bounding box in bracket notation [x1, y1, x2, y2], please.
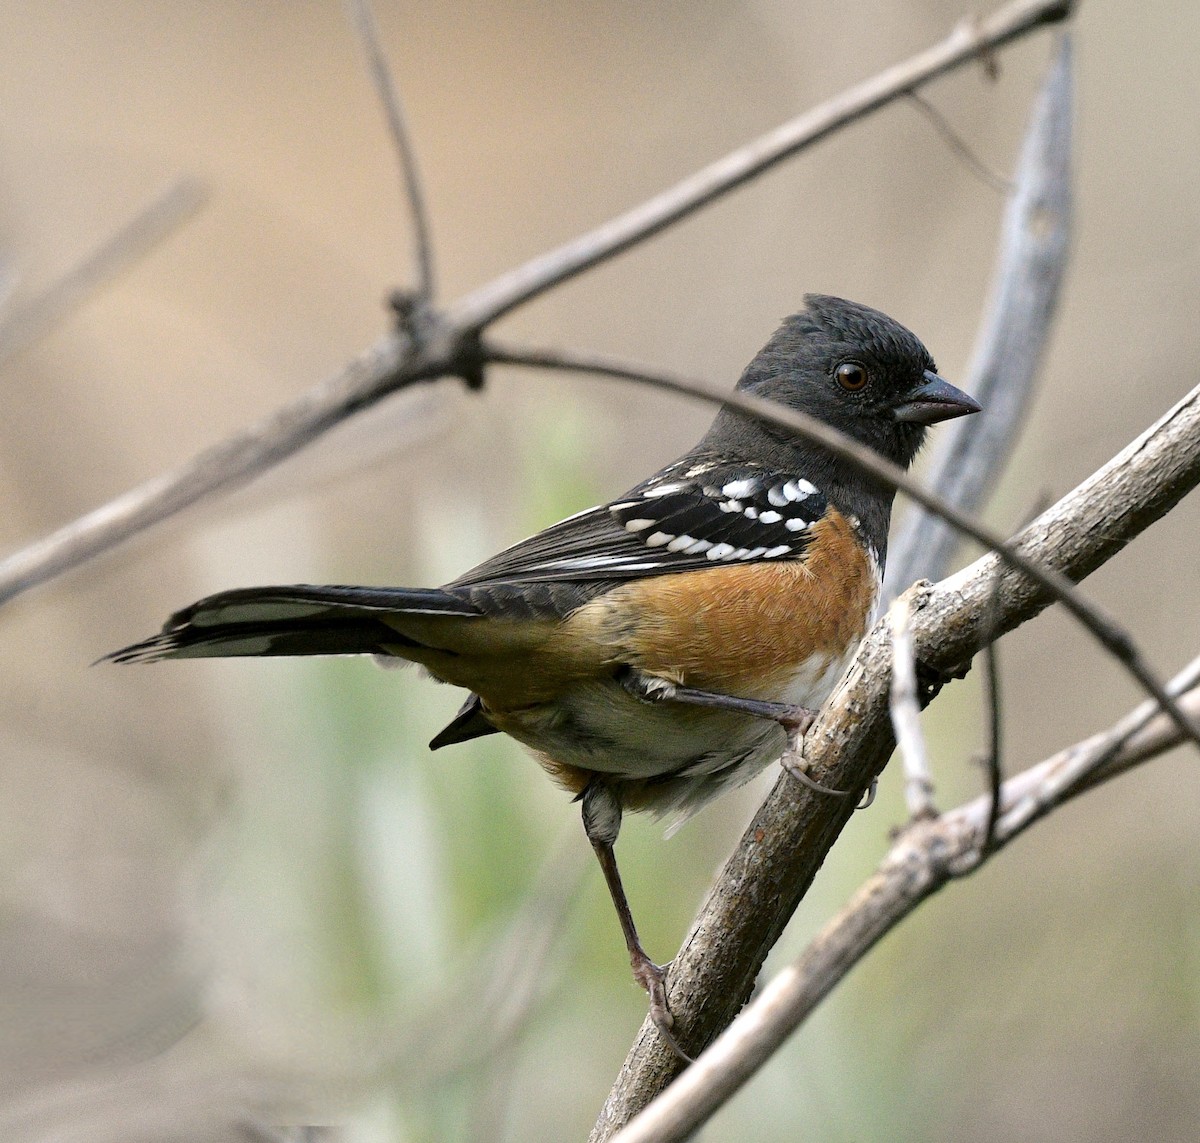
[345, 0, 436, 313]
[906, 91, 1014, 194]
[886, 34, 1072, 596]
[979, 638, 1003, 851]
[487, 341, 1200, 756]
[0, 0, 1068, 607]
[888, 596, 937, 819]
[0, 177, 208, 368]
[608, 674, 1200, 1143]
[447, 0, 1074, 330]
[589, 379, 1200, 1138]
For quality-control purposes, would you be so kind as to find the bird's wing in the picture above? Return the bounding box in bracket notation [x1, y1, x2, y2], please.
[449, 458, 829, 590]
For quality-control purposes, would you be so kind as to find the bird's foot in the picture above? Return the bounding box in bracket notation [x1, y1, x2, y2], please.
[630, 951, 693, 1064]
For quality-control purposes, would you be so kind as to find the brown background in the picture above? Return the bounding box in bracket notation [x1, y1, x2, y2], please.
[0, 2, 1197, 1140]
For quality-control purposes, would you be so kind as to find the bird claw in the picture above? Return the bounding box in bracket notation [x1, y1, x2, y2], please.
[632, 956, 693, 1064]
[781, 751, 852, 798]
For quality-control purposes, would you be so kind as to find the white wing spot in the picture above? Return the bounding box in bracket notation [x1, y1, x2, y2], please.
[684, 538, 713, 555]
[707, 543, 735, 560]
[764, 544, 791, 558]
[623, 517, 655, 532]
[645, 531, 674, 547]
[743, 505, 759, 519]
[643, 482, 686, 499]
[666, 534, 696, 552]
[785, 517, 808, 532]
[722, 478, 758, 498]
[767, 485, 789, 507]
[758, 510, 782, 524]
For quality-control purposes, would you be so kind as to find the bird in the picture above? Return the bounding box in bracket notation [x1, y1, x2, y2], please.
[105, 294, 979, 1058]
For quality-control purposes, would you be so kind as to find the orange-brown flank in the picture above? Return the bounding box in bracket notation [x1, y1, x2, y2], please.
[570, 507, 877, 696]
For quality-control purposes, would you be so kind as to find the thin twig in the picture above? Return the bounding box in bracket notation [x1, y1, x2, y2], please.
[447, 0, 1074, 330]
[608, 676, 1200, 1143]
[590, 381, 1200, 1138]
[487, 341, 1200, 755]
[345, 0, 436, 311]
[906, 91, 1014, 194]
[0, 177, 208, 368]
[887, 34, 1072, 596]
[888, 596, 937, 819]
[979, 639, 1003, 851]
[0, 0, 1068, 608]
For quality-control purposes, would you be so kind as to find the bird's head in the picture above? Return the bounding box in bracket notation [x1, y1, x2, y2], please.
[731, 294, 980, 469]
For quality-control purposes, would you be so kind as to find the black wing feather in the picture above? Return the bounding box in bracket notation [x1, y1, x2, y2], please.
[450, 459, 828, 590]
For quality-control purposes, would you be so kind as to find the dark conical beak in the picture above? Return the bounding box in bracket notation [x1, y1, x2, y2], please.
[891, 370, 982, 425]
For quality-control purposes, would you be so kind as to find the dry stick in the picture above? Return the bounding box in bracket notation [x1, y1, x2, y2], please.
[888, 597, 937, 819]
[590, 380, 1200, 1138]
[610, 674, 1200, 1143]
[486, 342, 1200, 755]
[886, 34, 1072, 598]
[0, 177, 208, 368]
[0, 0, 1069, 608]
[345, 0, 436, 310]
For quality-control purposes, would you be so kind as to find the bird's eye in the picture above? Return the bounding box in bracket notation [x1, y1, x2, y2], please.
[835, 362, 869, 392]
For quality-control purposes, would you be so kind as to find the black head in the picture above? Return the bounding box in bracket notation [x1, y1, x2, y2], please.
[719, 294, 979, 470]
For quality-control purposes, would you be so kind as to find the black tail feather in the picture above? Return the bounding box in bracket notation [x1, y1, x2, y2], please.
[102, 583, 481, 664]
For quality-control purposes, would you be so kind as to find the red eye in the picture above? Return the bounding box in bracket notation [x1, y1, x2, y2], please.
[835, 362, 869, 392]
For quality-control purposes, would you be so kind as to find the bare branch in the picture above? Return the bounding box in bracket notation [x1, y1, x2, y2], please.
[0, 177, 208, 368]
[488, 341, 1200, 754]
[448, 0, 1074, 330]
[589, 379, 1200, 1137]
[345, 0, 436, 310]
[0, 0, 1066, 607]
[887, 34, 1072, 596]
[888, 597, 937, 819]
[609, 671, 1200, 1143]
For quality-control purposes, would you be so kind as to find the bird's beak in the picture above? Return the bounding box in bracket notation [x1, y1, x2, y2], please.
[891, 370, 981, 425]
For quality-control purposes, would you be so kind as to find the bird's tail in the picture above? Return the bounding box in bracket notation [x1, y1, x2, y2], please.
[102, 584, 482, 664]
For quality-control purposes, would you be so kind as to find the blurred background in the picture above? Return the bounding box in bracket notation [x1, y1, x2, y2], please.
[0, 2, 1197, 1140]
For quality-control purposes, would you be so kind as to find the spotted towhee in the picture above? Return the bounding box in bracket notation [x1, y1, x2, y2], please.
[107, 295, 979, 1055]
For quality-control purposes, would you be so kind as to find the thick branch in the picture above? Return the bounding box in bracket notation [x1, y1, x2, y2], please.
[610, 670, 1200, 1143]
[589, 378, 1200, 1137]
[0, 0, 1068, 607]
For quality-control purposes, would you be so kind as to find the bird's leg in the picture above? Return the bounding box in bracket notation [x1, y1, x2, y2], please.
[618, 668, 816, 735]
[619, 668, 855, 797]
[580, 780, 692, 1064]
